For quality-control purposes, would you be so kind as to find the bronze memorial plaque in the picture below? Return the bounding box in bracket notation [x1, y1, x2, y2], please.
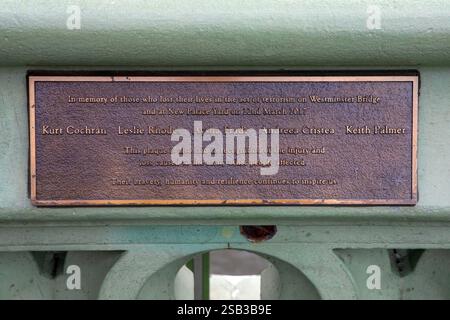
[29, 75, 418, 206]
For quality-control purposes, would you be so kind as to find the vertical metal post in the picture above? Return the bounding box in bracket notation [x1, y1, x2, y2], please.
[193, 253, 210, 300]
[202, 252, 210, 300]
[193, 254, 203, 300]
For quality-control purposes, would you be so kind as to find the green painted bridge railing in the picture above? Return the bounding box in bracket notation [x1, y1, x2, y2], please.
[0, 0, 450, 299]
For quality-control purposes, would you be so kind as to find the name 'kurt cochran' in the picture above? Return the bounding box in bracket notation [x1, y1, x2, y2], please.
[41, 125, 107, 135]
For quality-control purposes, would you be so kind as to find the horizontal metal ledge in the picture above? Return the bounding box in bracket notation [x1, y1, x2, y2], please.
[0, 0, 449, 66]
[0, 205, 449, 225]
[2, 225, 450, 249]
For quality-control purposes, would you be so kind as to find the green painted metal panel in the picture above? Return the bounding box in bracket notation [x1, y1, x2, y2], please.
[1, 1, 450, 66]
[0, 0, 449, 300]
[1, 67, 450, 224]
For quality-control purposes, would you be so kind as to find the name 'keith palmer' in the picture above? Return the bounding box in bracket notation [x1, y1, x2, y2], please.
[345, 125, 406, 135]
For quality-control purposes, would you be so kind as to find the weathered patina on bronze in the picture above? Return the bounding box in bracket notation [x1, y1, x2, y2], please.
[29, 75, 418, 206]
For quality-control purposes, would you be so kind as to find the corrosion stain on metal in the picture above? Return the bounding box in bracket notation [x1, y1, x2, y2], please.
[240, 226, 278, 242]
[28, 75, 418, 206]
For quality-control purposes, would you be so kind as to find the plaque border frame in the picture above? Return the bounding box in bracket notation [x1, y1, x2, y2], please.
[28, 75, 418, 206]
